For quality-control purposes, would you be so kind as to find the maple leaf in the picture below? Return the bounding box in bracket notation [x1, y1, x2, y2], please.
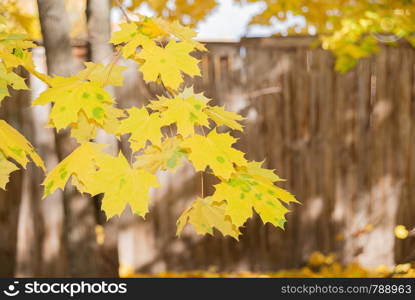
[149, 94, 209, 137]
[0, 120, 45, 190]
[42, 142, 108, 197]
[70, 112, 97, 144]
[182, 129, 247, 179]
[139, 17, 169, 38]
[177, 197, 240, 239]
[118, 107, 164, 152]
[137, 40, 201, 90]
[78, 62, 127, 87]
[148, 17, 206, 51]
[0, 152, 18, 190]
[0, 30, 42, 82]
[101, 106, 126, 137]
[91, 153, 159, 218]
[177, 86, 211, 103]
[205, 105, 245, 131]
[176, 88, 244, 131]
[68, 106, 124, 144]
[0, 120, 44, 169]
[33, 78, 115, 131]
[0, 32, 36, 53]
[212, 161, 298, 228]
[110, 22, 155, 58]
[0, 62, 28, 104]
[134, 136, 187, 173]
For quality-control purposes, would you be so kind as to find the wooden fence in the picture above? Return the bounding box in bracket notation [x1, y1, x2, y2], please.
[2, 36, 415, 274]
[111, 37, 415, 272]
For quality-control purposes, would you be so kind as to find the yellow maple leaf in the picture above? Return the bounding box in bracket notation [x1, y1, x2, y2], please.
[0, 151, 18, 190]
[177, 86, 210, 103]
[134, 136, 186, 173]
[0, 62, 28, 104]
[102, 106, 125, 137]
[110, 22, 155, 58]
[78, 62, 128, 87]
[118, 107, 164, 152]
[110, 22, 139, 44]
[0, 29, 40, 80]
[0, 120, 44, 169]
[182, 129, 247, 179]
[244, 160, 284, 182]
[91, 153, 159, 218]
[0, 32, 36, 54]
[0, 120, 45, 190]
[42, 142, 108, 197]
[137, 40, 201, 90]
[149, 94, 209, 137]
[70, 112, 97, 144]
[212, 161, 298, 228]
[139, 16, 169, 38]
[149, 17, 206, 51]
[33, 78, 115, 131]
[177, 197, 240, 239]
[205, 105, 245, 131]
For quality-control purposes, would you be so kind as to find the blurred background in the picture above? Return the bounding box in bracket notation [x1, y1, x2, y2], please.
[1, 0, 415, 277]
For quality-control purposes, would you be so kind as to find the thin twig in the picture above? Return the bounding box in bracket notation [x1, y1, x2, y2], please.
[200, 171, 204, 198]
[160, 80, 174, 98]
[199, 125, 207, 198]
[115, 0, 131, 23]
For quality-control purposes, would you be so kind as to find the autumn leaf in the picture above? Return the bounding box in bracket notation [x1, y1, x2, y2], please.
[0, 62, 28, 104]
[177, 197, 240, 239]
[42, 142, 108, 197]
[118, 107, 164, 152]
[149, 17, 206, 51]
[90, 153, 159, 218]
[0, 32, 36, 54]
[137, 40, 201, 90]
[182, 129, 247, 179]
[178, 86, 211, 104]
[101, 106, 125, 137]
[110, 22, 155, 58]
[0, 120, 45, 190]
[205, 105, 244, 131]
[70, 112, 97, 144]
[33, 78, 115, 130]
[78, 62, 128, 87]
[212, 161, 298, 228]
[0, 120, 44, 169]
[0, 152, 18, 190]
[69, 105, 124, 143]
[149, 94, 209, 137]
[134, 136, 187, 173]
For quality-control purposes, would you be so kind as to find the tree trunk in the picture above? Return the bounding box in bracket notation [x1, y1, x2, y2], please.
[37, 0, 102, 276]
[15, 68, 44, 277]
[86, 0, 120, 277]
[0, 72, 29, 276]
[37, 0, 74, 77]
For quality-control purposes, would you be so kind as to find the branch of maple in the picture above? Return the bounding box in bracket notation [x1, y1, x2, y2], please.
[199, 125, 207, 198]
[115, 0, 131, 23]
[200, 171, 204, 198]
